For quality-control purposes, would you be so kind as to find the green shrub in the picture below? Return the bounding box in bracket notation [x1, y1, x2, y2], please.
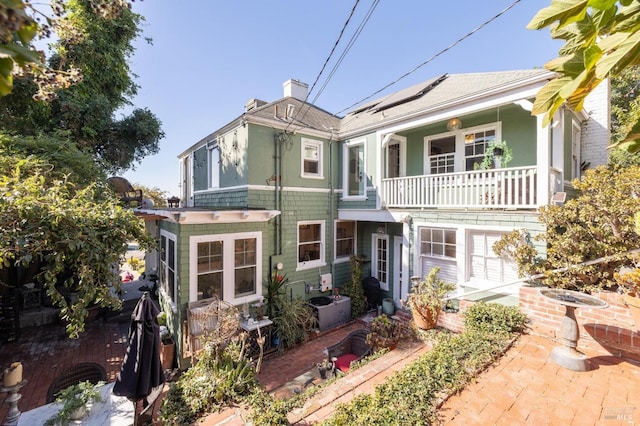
[495, 165, 640, 292]
[159, 338, 259, 424]
[322, 324, 519, 425]
[463, 302, 528, 334]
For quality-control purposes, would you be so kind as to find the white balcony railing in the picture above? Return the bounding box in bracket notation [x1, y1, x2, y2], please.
[381, 166, 562, 209]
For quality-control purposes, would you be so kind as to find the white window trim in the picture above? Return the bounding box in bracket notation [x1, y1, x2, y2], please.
[301, 138, 324, 179]
[159, 229, 178, 312]
[207, 140, 220, 189]
[423, 122, 502, 174]
[297, 220, 326, 271]
[371, 233, 389, 291]
[189, 231, 263, 305]
[342, 139, 367, 200]
[334, 220, 356, 263]
[385, 136, 406, 178]
[419, 226, 457, 261]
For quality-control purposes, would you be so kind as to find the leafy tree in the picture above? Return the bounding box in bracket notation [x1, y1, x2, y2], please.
[0, 133, 154, 338]
[0, 132, 105, 186]
[494, 165, 640, 292]
[0, 0, 130, 97]
[0, 0, 163, 173]
[527, 0, 640, 153]
[133, 183, 168, 207]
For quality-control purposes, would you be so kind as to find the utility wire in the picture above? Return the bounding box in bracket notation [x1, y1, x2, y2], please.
[311, 0, 381, 105]
[284, 0, 361, 133]
[335, 0, 522, 117]
[307, 0, 361, 104]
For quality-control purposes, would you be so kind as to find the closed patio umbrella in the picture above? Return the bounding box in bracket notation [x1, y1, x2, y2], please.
[113, 292, 165, 424]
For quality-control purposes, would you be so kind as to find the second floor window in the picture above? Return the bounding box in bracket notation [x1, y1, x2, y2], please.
[464, 129, 496, 171]
[344, 141, 365, 197]
[302, 138, 323, 178]
[208, 142, 220, 188]
[428, 136, 455, 174]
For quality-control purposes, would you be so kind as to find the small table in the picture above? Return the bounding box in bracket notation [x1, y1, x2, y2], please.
[17, 382, 134, 425]
[240, 318, 274, 358]
[539, 288, 608, 371]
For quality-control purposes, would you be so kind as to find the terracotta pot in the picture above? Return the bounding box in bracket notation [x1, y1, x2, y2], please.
[625, 293, 640, 332]
[161, 338, 175, 370]
[412, 306, 439, 330]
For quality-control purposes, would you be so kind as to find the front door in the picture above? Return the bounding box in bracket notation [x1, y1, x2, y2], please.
[393, 235, 407, 305]
[371, 234, 389, 291]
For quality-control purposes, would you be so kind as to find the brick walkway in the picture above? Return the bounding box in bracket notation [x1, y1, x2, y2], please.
[2, 312, 640, 425]
[438, 332, 640, 425]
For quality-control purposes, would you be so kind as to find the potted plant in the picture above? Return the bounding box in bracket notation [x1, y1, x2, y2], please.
[46, 380, 104, 425]
[158, 312, 175, 370]
[365, 314, 412, 352]
[405, 267, 456, 330]
[475, 140, 513, 170]
[317, 359, 333, 379]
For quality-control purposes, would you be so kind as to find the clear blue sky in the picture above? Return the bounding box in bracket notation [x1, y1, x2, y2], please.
[122, 0, 562, 196]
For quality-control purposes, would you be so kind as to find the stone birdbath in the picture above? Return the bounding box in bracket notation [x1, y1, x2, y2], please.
[539, 288, 608, 371]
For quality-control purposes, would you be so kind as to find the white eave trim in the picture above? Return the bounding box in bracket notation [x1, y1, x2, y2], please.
[135, 208, 280, 224]
[340, 81, 550, 139]
[244, 115, 334, 139]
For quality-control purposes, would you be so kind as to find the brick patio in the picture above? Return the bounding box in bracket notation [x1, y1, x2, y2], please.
[2, 290, 640, 425]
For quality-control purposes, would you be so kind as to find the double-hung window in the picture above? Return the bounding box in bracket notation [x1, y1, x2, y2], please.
[420, 227, 456, 259]
[301, 138, 323, 178]
[428, 136, 455, 174]
[335, 220, 355, 261]
[160, 230, 177, 304]
[196, 240, 223, 300]
[464, 129, 496, 171]
[190, 232, 262, 304]
[343, 140, 365, 197]
[298, 221, 325, 269]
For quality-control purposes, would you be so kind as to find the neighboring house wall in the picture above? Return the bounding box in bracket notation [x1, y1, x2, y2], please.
[580, 80, 610, 169]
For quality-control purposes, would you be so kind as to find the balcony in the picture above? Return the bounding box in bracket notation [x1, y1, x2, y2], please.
[381, 166, 562, 210]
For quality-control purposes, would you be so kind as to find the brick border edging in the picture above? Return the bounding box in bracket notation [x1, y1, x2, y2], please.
[287, 340, 429, 424]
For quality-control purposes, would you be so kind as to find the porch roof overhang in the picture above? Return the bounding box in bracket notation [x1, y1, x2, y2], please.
[134, 208, 280, 224]
[338, 209, 411, 224]
[341, 72, 554, 139]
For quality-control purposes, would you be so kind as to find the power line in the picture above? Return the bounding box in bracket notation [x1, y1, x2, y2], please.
[284, 0, 362, 133]
[335, 0, 523, 117]
[306, 0, 361, 103]
[311, 0, 381, 105]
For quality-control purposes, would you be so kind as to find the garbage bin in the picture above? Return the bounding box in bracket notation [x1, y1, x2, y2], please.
[362, 277, 381, 311]
[382, 298, 395, 316]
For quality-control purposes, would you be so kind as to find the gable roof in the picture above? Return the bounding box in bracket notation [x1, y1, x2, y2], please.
[338, 69, 555, 137]
[245, 97, 341, 133]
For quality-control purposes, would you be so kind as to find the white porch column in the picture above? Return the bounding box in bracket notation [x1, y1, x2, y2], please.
[536, 114, 551, 207]
[551, 108, 564, 171]
[376, 133, 393, 209]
